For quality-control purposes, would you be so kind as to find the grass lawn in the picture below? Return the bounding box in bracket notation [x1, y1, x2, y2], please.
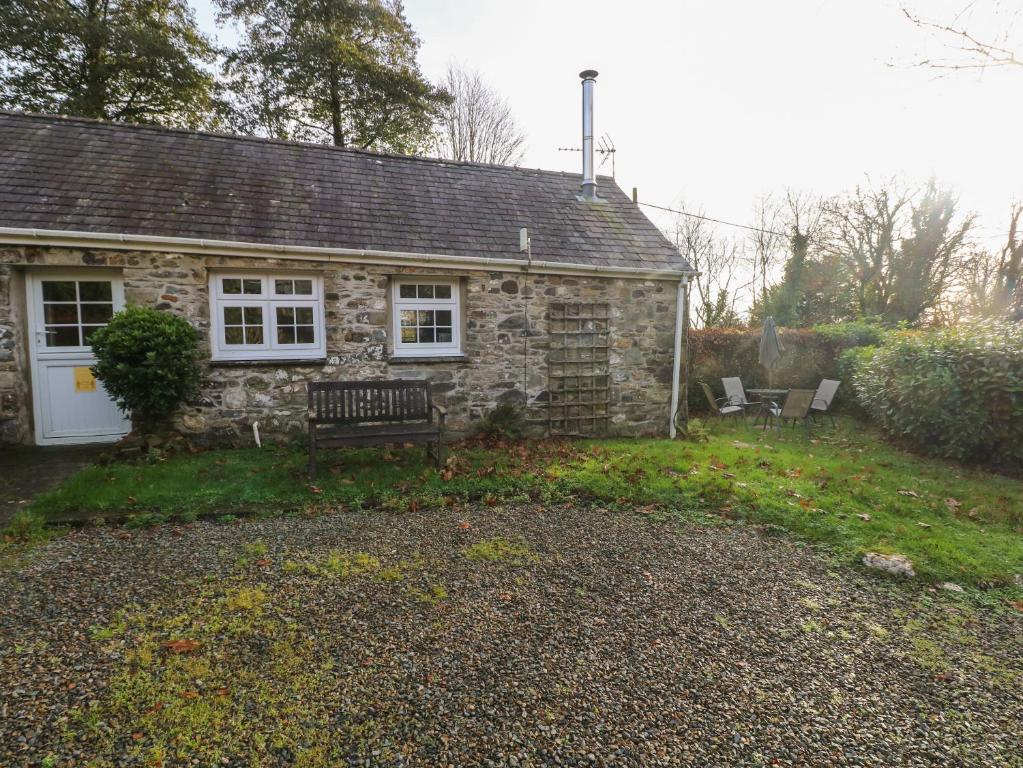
[12, 418, 1023, 592]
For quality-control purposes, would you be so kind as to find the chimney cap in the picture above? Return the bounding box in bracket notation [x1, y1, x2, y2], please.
[579, 69, 599, 80]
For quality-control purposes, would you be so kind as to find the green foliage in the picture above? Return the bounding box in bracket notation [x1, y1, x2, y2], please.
[478, 403, 527, 439]
[677, 416, 710, 443]
[0, 0, 220, 127]
[216, 0, 448, 151]
[848, 321, 1023, 464]
[812, 321, 885, 347]
[88, 306, 202, 428]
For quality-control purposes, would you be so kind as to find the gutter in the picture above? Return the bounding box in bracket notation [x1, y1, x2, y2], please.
[0, 227, 695, 282]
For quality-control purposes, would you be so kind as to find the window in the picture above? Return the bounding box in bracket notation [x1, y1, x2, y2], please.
[210, 273, 325, 361]
[391, 278, 461, 357]
[39, 279, 115, 347]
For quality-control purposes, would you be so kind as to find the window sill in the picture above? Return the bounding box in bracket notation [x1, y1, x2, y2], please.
[209, 358, 327, 368]
[387, 354, 469, 365]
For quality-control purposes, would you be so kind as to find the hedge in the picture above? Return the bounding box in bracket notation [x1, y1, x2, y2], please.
[688, 322, 882, 411]
[847, 322, 1023, 464]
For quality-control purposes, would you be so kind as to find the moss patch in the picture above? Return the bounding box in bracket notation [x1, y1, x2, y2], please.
[461, 537, 537, 565]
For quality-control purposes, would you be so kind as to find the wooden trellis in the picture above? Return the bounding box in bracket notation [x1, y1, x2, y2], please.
[547, 302, 610, 436]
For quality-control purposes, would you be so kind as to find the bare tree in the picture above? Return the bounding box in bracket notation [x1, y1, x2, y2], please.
[889, 182, 975, 323]
[667, 205, 752, 327]
[748, 194, 787, 312]
[824, 181, 910, 319]
[1000, 203, 1023, 319]
[822, 179, 974, 324]
[433, 64, 526, 165]
[961, 203, 1023, 319]
[903, 2, 1022, 73]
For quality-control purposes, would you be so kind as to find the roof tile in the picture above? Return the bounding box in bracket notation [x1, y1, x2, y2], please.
[0, 112, 689, 273]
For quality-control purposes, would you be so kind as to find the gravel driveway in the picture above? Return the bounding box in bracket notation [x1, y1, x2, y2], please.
[1, 504, 1021, 767]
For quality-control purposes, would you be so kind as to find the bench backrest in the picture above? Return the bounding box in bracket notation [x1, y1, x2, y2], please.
[308, 380, 431, 424]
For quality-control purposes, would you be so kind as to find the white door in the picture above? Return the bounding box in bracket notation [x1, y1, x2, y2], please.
[26, 271, 131, 445]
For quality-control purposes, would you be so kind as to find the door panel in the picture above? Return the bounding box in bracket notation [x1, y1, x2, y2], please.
[35, 359, 129, 439]
[28, 272, 131, 445]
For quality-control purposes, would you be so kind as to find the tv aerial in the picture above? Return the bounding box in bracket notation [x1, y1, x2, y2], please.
[558, 133, 617, 179]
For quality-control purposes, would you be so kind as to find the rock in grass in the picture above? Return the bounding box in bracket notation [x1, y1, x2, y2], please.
[862, 552, 915, 578]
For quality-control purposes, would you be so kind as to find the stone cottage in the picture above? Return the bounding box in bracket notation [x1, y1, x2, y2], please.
[0, 99, 693, 447]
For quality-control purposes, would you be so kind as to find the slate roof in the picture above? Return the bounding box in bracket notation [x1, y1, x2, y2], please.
[0, 112, 689, 273]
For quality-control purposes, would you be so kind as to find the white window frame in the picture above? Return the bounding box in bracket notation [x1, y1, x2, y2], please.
[209, 272, 326, 361]
[391, 277, 462, 358]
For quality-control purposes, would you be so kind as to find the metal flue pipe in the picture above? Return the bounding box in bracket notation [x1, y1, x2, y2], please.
[579, 70, 599, 201]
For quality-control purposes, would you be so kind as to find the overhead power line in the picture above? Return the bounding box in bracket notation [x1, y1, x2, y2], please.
[638, 200, 790, 239]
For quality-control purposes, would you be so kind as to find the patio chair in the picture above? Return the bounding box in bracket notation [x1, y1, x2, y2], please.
[700, 382, 745, 423]
[721, 377, 753, 412]
[811, 379, 840, 427]
[763, 389, 816, 436]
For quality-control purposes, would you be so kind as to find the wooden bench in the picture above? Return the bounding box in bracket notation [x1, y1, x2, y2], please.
[307, 380, 446, 478]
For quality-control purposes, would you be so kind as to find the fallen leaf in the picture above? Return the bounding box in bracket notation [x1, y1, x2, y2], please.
[458, 520, 472, 531]
[898, 489, 920, 498]
[254, 558, 271, 567]
[857, 513, 872, 522]
[917, 522, 932, 529]
[945, 497, 961, 511]
[180, 689, 199, 699]
[308, 485, 323, 495]
[215, 687, 229, 696]
[162, 639, 200, 655]
[498, 592, 513, 601]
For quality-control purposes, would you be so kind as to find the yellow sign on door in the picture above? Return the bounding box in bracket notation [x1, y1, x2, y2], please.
[74, 367, 97, 393]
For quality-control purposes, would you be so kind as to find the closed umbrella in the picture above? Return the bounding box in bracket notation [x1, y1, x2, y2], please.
[758, 316, 784, 388]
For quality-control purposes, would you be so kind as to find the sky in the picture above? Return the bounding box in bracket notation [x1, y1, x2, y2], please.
[194, 0, 1022, 248]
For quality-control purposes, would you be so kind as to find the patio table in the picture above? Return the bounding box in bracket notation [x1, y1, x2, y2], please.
[747, 388, 789, 428]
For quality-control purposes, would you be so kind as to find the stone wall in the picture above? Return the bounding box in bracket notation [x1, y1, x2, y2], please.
[0, 265, 29, 443]
[0, 245, 681, 444]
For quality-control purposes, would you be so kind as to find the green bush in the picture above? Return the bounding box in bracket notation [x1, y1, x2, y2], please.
[89, 307, 202, 428]
[811, 320, 885, 348]
[478, 403, 527, 439]
[848, 322, 1023, 464]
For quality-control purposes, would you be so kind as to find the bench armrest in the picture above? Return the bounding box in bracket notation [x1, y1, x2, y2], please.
[431, 403, 448, 416]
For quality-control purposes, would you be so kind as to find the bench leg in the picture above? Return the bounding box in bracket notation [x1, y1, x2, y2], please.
[308, 432, 317, 481]
[435, 436, 445, 468]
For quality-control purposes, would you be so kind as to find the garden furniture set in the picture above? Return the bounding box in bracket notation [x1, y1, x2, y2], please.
[701, 377, 841, 435]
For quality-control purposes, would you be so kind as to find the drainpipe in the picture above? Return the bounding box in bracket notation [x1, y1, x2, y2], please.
[668, 275, 690, 438]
